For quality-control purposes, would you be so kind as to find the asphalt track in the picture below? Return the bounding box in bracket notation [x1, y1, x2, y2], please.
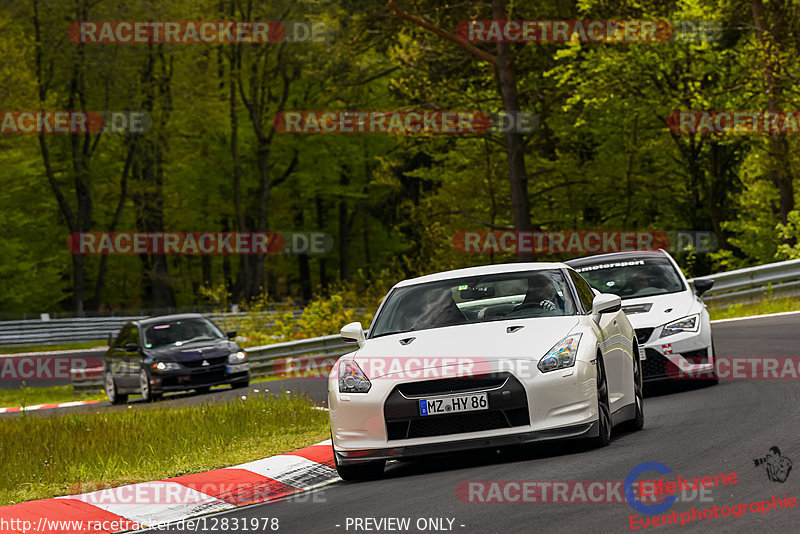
[137, 312, 800, 534]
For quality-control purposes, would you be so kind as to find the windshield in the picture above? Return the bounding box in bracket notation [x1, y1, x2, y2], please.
[572, 256, 685, 299]
[370, 269, 576, 338]
[142, 318, 225, 348]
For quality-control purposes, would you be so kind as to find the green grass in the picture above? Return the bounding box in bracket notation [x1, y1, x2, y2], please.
[0, 373, 313, 410]
[0, 341, 107, 355]
[0, 392, 329, 505]
[0, 385, 105, 409]
[708, 295, 800, 321]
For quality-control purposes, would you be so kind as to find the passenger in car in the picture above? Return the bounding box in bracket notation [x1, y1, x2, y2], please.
[411, 287, 466, 329]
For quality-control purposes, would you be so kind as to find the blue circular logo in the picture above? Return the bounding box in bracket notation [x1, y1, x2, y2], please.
[625, 462, 677, 514]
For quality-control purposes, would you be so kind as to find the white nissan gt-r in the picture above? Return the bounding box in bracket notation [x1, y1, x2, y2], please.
[328, 262, 643, 480]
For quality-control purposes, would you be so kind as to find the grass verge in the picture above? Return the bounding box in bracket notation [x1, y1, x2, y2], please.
[708, 296, 800, 321]
[0, 373, 326, 409]
[0, 392, 329, 505]
[0, 385, 105, 409]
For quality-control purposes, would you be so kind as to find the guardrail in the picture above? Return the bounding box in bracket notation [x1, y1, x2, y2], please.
[0, 310, 303, 348]
[71, 334, 357, 394]
[688, 258, 800, 306]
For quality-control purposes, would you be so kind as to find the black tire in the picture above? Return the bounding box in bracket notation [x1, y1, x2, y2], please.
[104, 370, 128, 405]
[334, 454, 385, 481]
[139, 369, 161, 402]
[231, 379, 249, 390]
[332, 431, 385, 481]
[624, 341, 644, 431]
[591, 353, 612, 447]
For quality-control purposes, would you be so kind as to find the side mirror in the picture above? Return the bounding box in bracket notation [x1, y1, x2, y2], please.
[124, 342, 139, 352]
[226, 330, 237, 339]
[341, 322, 365, 347]
[592, 293, 622, 316]
[693, 278, 714, 297]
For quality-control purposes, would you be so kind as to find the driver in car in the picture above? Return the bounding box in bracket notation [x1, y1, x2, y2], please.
[626, 271, 653, 295]
[515, 274, 563, 312]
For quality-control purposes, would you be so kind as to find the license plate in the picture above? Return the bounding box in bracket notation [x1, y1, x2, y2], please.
[227, 363, 249, 374]
[419, 393, 488, 416]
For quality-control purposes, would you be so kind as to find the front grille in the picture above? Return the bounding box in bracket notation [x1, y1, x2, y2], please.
[406, 411, 504, 439]
[384, 373, 529, 440]
[634, 328, 655, 345]
[182, 356, 227, 368]
[396, 375, 507, 397]
[642, 348, 669, 379]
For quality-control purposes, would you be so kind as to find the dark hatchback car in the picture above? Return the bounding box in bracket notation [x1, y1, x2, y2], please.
[103, 313, 250, 403]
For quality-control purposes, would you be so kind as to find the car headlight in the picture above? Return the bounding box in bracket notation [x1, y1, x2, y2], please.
[538, 334, 582, 373]
[660, 314, 700, 338]
[152, 361, 181, 372]
[338, 361, 371, 393]
[227, 351, 247, 363]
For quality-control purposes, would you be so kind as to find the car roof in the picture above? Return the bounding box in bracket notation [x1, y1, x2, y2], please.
[394, 262, 569, 288]
[564, 250, 669, 267]
[134, 313, 209, 327]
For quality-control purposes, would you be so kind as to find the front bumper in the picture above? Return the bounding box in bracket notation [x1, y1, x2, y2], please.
[330, 359, 600, 455]
[335, 421, 597, 466]
[151, 363, 250, 391]
[635, 327, 713, 382]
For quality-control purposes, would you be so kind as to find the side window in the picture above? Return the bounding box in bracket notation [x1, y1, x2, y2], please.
[113, 324, 130, 349]
[124, 326, 139, 348]
[569, 270, 595, 313]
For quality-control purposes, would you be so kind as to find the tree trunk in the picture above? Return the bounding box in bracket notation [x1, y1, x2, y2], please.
[338, 170, 351, 281]
[752, 0, 795, 229]
[316, 197, 329, 293]
[492, 0, 532, 242]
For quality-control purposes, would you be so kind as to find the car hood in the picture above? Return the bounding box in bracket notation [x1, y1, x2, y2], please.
[145, 339, 238, 362]
[349, 317, 580, 379]
[621, 290, 697, 329]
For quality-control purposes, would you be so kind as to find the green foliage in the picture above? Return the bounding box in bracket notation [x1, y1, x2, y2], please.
[0, 0, 799, 313]
[777, 211, 800, 260]
[208, 267, 395, 343]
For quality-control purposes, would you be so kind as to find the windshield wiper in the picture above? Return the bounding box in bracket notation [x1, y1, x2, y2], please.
[371, 330, 411, 339]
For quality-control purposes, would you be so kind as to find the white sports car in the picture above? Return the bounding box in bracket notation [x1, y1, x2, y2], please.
[328, 262, 643, 480]
[566, 250, 717, 384]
